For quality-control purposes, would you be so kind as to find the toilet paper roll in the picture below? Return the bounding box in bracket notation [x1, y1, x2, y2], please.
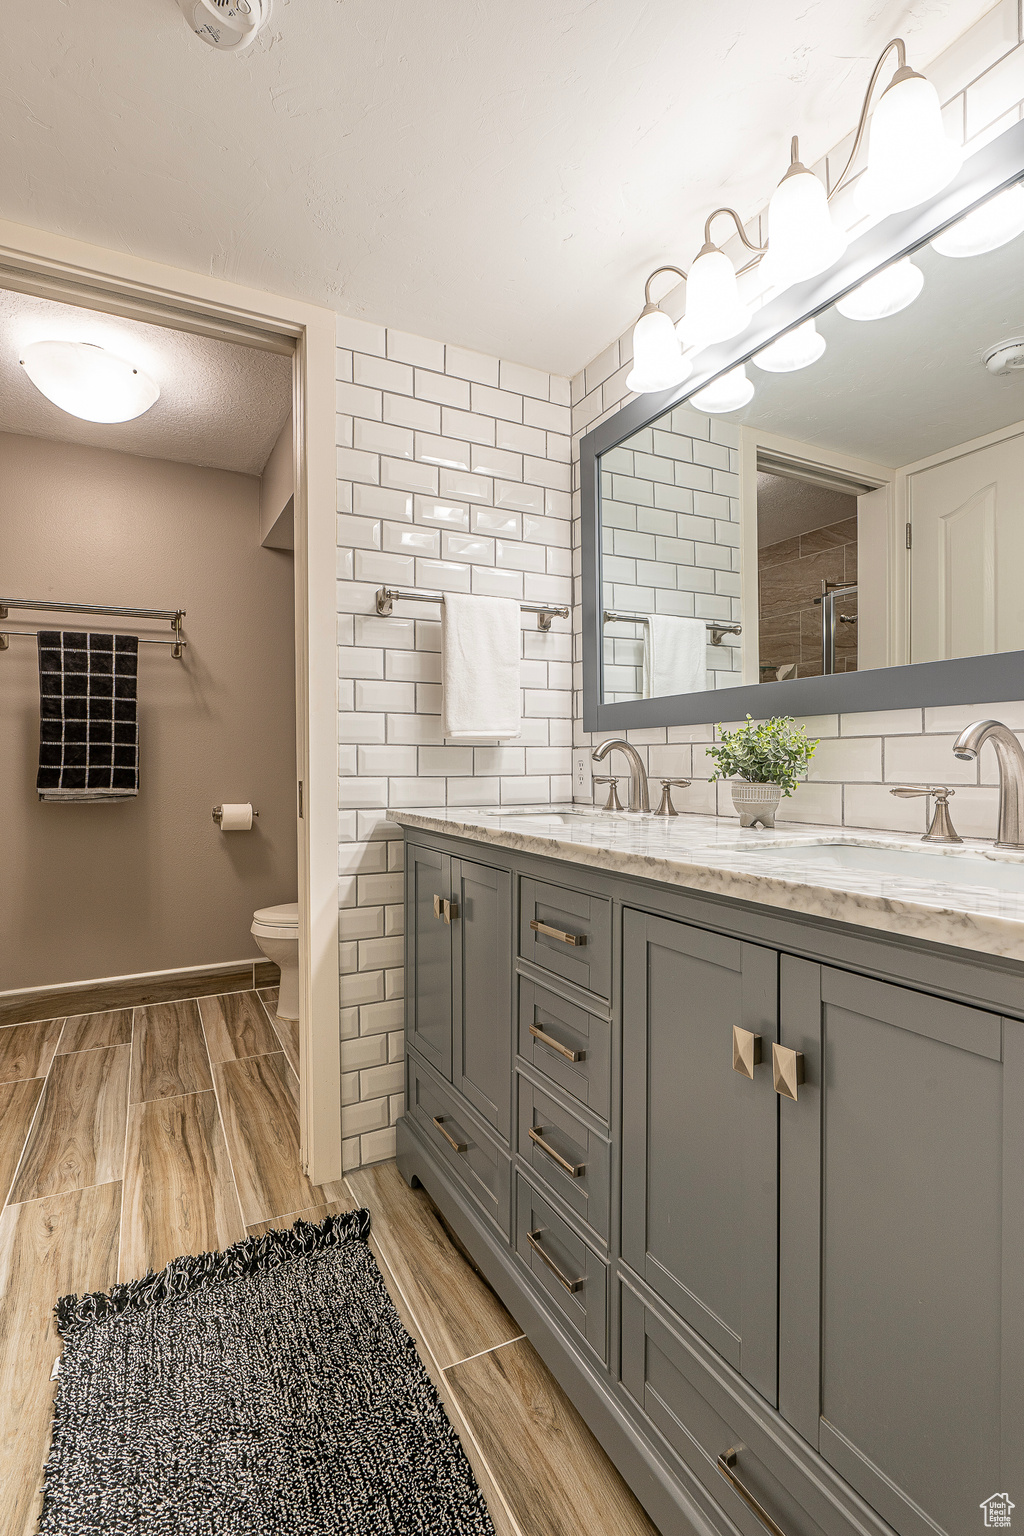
[219, 803, 254, 831]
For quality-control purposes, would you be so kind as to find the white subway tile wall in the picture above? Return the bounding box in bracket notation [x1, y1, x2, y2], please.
[570, 4, 1024, 824]
[336, 318, 572, 1168]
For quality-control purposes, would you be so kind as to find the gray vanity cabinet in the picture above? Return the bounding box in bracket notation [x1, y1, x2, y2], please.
[404, 844, 512, 1140]
[779, 958, 1024, 1536]
[621, 909, 780, 1402]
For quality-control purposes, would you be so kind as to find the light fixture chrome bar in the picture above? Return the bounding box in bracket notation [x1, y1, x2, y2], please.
[376, 586, 569, 632]
[603, 609, 741, 646]
[0, 598, 187, 658]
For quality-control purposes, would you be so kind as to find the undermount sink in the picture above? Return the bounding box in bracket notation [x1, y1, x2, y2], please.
[479, 807, 612, 824]
[750, 840, 1024, 893]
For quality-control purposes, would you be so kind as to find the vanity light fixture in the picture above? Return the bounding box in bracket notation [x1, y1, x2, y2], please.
[678, 210, 761, 351]
[752, 318, 826, 372]
[690, 364, 754, 414]
[19, 341, 160, 423]
[761, 138, 847, 288]
[835, 256, 924, 322]
[931, 182, 1024, 258]
[626, 38, 960, 393]
[626, 267, 692, 395]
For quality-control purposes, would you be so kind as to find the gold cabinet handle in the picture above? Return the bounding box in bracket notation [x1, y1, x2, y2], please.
[529, 1023, 584, 1062]
[772, 1043, 805, 1102]
[530, 918, 587, 947]
[528, 1125, 584, 1177]
[432, 895, 459, 924]
[431, 1115, 467, 1153]
[717, 1448, 788, 1536]
[526, 1228, 584, 1293]
[732, 1026, 762, 1079]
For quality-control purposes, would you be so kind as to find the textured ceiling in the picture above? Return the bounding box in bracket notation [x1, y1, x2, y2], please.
[0, 289, 292, 474]
[0, 0, 995, 377]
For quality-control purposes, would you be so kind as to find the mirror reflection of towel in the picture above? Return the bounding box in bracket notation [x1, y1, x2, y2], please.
[642, 615, 707, 698]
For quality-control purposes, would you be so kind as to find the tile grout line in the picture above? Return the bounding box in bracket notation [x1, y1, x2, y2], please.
[443, 1333, 527, 1371]
[114, 1009, 135, 1282]
[1, 1019, 67, 1210]
[197, 994, 249, 1237]
[343, 1193, 527, 1536]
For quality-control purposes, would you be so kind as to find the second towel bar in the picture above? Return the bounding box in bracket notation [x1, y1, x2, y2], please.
[376, 586, 569, 631]
[603, 610, 741, 647]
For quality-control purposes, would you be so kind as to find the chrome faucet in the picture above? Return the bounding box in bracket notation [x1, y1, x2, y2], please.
[591, 738, 650, 812]
[952, 719, 1024, 848]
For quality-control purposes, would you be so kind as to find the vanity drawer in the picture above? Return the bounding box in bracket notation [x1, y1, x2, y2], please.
[519, 877, 611, 998]
[407, 1055, 510, 1238]
[517, 1073, 611, 1240]
[515, 1174, 608, 1364]
[620, 1286, 830, 1536]
[518, 978, 611, 1124]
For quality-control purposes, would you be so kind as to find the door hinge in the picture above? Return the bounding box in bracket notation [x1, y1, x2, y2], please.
[906, 522, 912, 550]
[298, 780, 304, 819]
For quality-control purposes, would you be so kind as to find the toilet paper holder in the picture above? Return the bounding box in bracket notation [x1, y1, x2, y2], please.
[212, 805, 259, 822]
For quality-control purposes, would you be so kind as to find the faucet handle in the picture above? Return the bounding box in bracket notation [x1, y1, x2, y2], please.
[654, 778, 692, 818]
[890, 786, 962, 844]
[593, 776, 625, 812]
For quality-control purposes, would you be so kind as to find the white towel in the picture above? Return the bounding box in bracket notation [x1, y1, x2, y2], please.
[441, 594, 521, 740]
[642, 615, 707, 698]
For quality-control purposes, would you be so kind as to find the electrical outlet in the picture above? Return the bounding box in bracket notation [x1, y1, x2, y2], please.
[573, 750, 592, 801]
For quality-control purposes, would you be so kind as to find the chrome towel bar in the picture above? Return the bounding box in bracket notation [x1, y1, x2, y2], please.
[376, 586, 569, 632]
[0, 598, 186, 658]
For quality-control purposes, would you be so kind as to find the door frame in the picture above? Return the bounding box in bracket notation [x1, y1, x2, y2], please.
[0, 216, 342, 1182]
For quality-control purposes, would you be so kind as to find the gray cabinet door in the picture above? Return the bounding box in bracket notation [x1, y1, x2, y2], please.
[404, 843, 452, 1079]
[622, 909, 779, 1401]
[779, 957, 1024, 1536]
[452, 857, 512, 1140]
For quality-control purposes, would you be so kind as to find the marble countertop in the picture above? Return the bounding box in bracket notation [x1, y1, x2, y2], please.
[387, 804, 1024, 964]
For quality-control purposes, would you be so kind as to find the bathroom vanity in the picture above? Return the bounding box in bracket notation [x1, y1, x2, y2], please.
[394, 806, 1023, 1536]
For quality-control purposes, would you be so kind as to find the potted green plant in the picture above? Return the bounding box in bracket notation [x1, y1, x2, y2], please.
[706, 715, 818, 828]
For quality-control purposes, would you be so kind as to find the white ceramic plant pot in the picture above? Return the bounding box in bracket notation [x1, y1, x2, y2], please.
[731, 781, 784, 829]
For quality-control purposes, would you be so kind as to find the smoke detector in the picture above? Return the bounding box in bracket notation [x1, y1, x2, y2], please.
[177, 0, 272, 52]
[984, 337, 1024, 375]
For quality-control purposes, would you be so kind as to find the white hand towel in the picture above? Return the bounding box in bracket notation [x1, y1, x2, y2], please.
[642, 615, 707, 698]
[441, 593, 521, 741]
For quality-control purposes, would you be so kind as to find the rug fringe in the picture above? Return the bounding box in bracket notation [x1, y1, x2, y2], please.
[55, 1207, 371, 1337]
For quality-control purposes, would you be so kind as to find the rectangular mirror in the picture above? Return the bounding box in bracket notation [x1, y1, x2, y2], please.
[581, 121, 1024, 730]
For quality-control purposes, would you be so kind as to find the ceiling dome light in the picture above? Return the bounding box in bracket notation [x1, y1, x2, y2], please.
[931, 183, 1024, 257]
[753, 319, 827, 373]
[835, 257, 924, 322]
[856, 65, 962, 217]
[626, 305, 692, 395]
[679, 244, 751, 352]
[690, 365, 754, 415]
[19, 341, 160, 424]
[762, 140, 847, 288]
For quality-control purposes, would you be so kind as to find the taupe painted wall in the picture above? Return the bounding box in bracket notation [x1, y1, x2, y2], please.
[0, 431, 296, 991]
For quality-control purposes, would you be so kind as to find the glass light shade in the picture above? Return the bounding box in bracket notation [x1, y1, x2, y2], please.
[690, 364, 754, 414]
[753, 319, 827, 373]
[931, 184, 1024, 257]
[679, 247, 751, 350]
[835, 257, 924, 321]
[762, 167, 847, 287]
[856, 71, 962, 217]
[625, 307, 692, 394]
[19, 341, 160, 423]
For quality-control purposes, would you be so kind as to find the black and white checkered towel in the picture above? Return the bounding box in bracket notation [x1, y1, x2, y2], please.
[36, 631, 140, 802]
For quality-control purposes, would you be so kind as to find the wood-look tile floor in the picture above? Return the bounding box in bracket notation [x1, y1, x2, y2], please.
[0, 993, 657, 1536]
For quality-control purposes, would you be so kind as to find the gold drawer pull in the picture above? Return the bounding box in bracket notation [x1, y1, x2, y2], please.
[732, 1026, 762, 1079]
[526, 1229, 583, 1293]
[432, 895, 459, 924]
[717, 1448, 788, 1536]
[530, 918, 587, 947]
[528, 1125, 584, 1177]
[772, 1043, 805, 1102]
[529, 1023, 584, 1063]
[431, 1115, 467, 1153]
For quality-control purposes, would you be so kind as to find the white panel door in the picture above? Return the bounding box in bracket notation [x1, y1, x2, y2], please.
[909, 427, 1024, 663]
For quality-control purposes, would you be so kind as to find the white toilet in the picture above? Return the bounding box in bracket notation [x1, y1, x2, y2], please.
[251, 901, 299, 1020]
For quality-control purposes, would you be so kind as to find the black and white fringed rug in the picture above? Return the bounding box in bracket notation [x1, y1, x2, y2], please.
[41, 1210, 495, 1535]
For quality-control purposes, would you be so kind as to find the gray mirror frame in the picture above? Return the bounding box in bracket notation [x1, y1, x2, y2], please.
[581, 119, 1024, 732]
